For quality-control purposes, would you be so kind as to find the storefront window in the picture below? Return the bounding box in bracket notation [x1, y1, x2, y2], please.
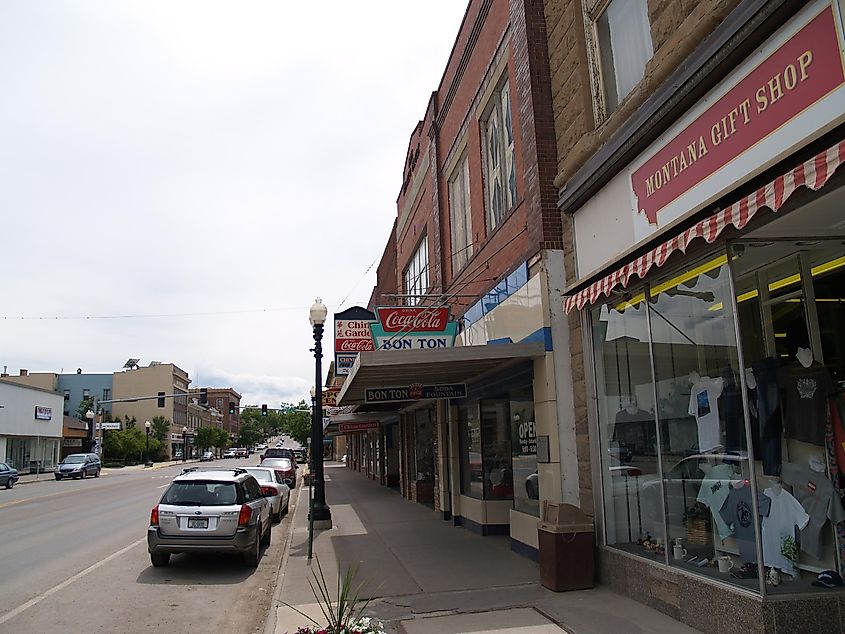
[592, 294, 664, 558]
[510, 389, 539, 516]
[481, 399, 514, 500]
[414, 409, 435, 483]
[459, 404, 483, 498]
[648, 254, 759, 588]
[5, 436, 59, 473]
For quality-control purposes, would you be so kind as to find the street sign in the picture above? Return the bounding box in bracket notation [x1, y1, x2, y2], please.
[364, 383, 466, 404]
[97, 422, 121, 430]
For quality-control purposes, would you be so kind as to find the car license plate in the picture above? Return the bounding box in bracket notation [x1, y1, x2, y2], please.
[187, 518, 208, 529]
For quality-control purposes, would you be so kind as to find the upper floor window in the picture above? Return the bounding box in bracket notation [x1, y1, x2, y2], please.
[82, 389, 91, 398]
[482, 80, 516, 231]
[63, 389, 70, 401]
[449, 155, 473, 273]
[404, 236, 429, 306]
[103, 388, 111, 401]
[593, 0, 653, 115]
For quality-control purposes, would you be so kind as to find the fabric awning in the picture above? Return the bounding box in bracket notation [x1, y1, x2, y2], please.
[564, 138, 845, 313]
[336, 342, 545, 406]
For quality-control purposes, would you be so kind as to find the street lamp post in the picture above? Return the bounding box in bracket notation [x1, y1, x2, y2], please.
[144, 420, 153, 467]
[309, 297, 331, 529]
[182, 426, 188, 462]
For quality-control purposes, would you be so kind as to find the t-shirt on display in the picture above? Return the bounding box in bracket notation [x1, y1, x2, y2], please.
[719, 484, 772, 563]
[778, 363, 833, 446]
[782, 461, 845, 560]
[688, 376, 724, 452]
[696, 463, 735, 540]
[761, 487, 810, 576]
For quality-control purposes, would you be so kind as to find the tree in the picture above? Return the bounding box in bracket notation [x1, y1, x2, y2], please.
[213, 428, 229, 455]
[150, 416, 169, 443]
[238, 421, 261, 448]
[195, 426, 217, 451]
[282, 409, 311, 446]
[76, 396, 94, 421]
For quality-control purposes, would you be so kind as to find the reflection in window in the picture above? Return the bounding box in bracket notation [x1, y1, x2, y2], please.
[481, 399, 513, 500]
[459, 404, 483, 499]
[510, 390, 539, 516]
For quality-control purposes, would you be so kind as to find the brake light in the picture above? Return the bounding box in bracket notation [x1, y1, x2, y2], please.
[150, 505, 159, 527]
[260, 485, 276, 496]
[238, 504, 252, 526]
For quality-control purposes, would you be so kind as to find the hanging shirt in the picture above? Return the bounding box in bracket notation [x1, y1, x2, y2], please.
[782, 461, 845, 560]
[696, 463, 735, 540]
[719, 483, 771, 563]
[778, 363, 834, 446]
[761, 487, 810, 576]
[688, 376, 724, 452]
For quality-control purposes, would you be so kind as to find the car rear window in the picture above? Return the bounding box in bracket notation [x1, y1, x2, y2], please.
[245, 469, 273, 482]
[162, 481, 240, 506]
[262, 458, 292, 469]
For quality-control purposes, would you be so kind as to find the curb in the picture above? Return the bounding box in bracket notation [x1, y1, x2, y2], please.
[12, 458, 202, 485]
[263, 483, 305, 634]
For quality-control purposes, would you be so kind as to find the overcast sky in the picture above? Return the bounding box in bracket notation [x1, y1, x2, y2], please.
[0, 1, 468, 408]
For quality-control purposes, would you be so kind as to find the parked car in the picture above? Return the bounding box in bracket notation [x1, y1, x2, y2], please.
[259, 457, 297, 488]
[55, 453, 101, 480]
[0, 462, 19, 489]
[200, 451, 215, 462]
[233, 448, 249, 459]
[147, 468, 271, 567]
[244, 467, 290, 522]
[292, 448, 307, 463]
[222, 449, 236, 459]
[261, 447, 296, 465]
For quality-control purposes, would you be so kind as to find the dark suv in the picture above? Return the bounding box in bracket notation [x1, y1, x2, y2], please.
[260, 447, 296, 465]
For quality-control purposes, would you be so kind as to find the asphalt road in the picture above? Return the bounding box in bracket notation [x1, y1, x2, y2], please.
[0, 458, 298, 633]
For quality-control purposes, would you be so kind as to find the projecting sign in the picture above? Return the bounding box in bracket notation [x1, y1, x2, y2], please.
[370, 322, 459, 350]
[364, 383, 466, 403]
[334, 307, 376, 375]
[322, 388, 340, 407]
[338, 421, 379, 433]
[34, 406, 52, 421]
[375, 306, 450, 332]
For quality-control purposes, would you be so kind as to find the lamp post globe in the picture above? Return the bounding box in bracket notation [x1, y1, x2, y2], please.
[309, 298, 331, 528]
[182, 426, 188, 462]
[86, 409, 96, 454]
[144, 421, 152, 467]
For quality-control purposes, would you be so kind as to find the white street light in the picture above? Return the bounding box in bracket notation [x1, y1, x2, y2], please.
[309, 297, 328, 326]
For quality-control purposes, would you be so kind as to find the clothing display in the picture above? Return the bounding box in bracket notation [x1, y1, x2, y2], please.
[824, 403, 845, 573]
[782, 461, 845, 560]
[779, 362, 834, 446]
[752, 357, 783, 476]
[719, 483, 771, 563]
[722, 366, 745, 454]
[688, 376, 724, 452]
[761, 486, 810, 576]
[696, 463, 735, 540]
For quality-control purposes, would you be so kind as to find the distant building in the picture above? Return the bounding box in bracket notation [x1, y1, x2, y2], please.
[205, 388, 241, 438]
[0, 379, 63, 473]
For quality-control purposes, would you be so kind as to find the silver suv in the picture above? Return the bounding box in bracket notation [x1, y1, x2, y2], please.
[147, 468, 271, 567]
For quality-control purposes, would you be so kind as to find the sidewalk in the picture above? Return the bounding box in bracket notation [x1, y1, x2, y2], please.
[267, 463, 700, 634]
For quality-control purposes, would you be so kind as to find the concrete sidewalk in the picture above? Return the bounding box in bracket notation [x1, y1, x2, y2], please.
[267, 463, 699, 634]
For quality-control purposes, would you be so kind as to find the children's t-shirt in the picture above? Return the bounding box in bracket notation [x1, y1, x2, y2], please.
[761, 487, 810, 576]
[696, 463, 735, 540]
[782, 462, 845, 560]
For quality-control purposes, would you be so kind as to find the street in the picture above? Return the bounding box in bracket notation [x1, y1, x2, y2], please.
[0, 458, 296, 633]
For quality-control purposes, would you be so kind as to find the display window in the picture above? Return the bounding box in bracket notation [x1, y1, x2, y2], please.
[591, 191, 845, 594]
[458, 384, 537, 511]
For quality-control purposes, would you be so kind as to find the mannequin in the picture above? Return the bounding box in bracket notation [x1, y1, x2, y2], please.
[689, 370, 701, 385]
[744, 367, 757, 390]
[796, 346, 814, 368]
[768, 477, 783, 495]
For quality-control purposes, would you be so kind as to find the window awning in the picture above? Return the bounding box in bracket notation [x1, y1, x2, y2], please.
[335, 342, 545, 406]
[564, 139, 845, 313]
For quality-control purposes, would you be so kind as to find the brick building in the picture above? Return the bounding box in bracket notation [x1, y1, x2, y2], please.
[338, 0, 579, 561]
[548, 0, 845, 629]
[205, 387, 241, 438]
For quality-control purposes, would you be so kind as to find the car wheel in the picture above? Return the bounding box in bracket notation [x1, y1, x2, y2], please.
[282, 498, 289, 516]
[5, 478, 14, 489]
[55, 475, 62, 481]
[94, 468, 100, 478]
[272, 505, 281, 523]
[150, 552, 170, 567]
[244, 527, 262, 567]
[261, 519, 271, 546]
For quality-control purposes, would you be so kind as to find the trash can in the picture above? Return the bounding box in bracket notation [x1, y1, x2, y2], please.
[538, 501, 595, 591]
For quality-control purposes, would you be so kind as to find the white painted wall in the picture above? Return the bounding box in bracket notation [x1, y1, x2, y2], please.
[0, 381, 63, 439]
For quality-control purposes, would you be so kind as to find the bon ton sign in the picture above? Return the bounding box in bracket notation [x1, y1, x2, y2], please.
[370, 306, 458, 350]
[334, 306, 376, 375]
[630, 4, 845, 238]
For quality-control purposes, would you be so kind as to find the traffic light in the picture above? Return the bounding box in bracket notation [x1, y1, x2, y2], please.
[200, 388, 208, 405]
[228, 402, 236, 415]
[261, 404, 268, 417]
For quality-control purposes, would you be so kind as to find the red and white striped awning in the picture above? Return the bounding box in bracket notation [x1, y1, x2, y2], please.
[564, 138, 845, 313]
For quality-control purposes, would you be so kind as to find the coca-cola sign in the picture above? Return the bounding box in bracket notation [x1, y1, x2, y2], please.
[336, 338, 375, 352]
[376, 307, 450, 333]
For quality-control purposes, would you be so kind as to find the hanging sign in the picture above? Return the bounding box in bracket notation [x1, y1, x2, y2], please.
[322, 388, 341, 407]
[364, 383, 466, 403]
[370, 306, 457, 351]
[334, 307, 376, 375]
[338, 421, 379, 433]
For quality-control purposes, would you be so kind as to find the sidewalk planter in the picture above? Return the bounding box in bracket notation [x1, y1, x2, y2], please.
[538, 502, 595, 592]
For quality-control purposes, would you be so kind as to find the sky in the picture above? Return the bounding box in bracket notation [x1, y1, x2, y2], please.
[0, 1, 469, 408]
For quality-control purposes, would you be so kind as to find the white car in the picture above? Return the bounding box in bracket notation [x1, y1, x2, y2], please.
[222, 449, 236, 459]
[244, 467, 290, 523]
